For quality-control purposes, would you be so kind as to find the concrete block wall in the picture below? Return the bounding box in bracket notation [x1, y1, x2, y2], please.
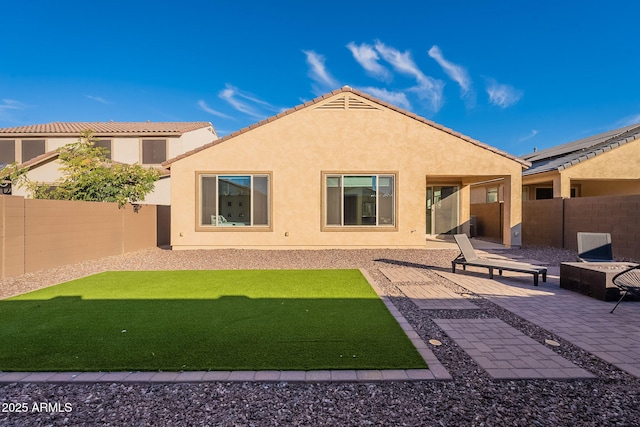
[470, 202, 503, 241]
[521, 195, 639, 261]
[564, 195, 640, 261]
[522, 198, 564, 248]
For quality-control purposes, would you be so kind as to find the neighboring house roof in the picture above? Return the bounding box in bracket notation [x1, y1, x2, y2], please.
[0, 122, 214, 137]
[163, 87, 531, 168]
[18, 150, 60, 169]
[521, 123, 640, 176]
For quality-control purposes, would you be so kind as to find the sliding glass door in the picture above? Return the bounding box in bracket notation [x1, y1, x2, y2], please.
[426, 186, 459, 235]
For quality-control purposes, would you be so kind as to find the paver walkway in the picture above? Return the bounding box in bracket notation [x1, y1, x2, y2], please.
[438, 269, 640, 378]
[397, 284, 478, 310]
[434, 318, 594, 379]
[381, 266, 477, 310]
[379, 267, 432, 283]
[387, 264, 595, 380]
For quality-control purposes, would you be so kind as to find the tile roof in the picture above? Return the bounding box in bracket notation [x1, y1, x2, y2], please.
[163, 87, 531, 168]
[522, 123, 640, 176]
[18, 150, 60, 169]
[0, 122, 213, 137]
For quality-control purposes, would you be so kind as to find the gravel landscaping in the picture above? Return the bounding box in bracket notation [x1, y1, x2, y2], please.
[1, 245, 639, 426]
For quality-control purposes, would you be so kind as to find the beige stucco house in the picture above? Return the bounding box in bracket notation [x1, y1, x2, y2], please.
[0, 121, 217, 205]
[164, 87, 529, 249]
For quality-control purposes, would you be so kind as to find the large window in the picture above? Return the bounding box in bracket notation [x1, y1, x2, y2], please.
[142, 139, 166, 164]
[21, 139, 45, 163]
[199, 174, 270, 228]
[325, 174, 395, 227]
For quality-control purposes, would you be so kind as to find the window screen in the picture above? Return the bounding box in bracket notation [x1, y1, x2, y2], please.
[94, 139, 112, 160]
[21, 139, 46, 163]
[142, 139, 166, 164]
[0, 140, 15, 166]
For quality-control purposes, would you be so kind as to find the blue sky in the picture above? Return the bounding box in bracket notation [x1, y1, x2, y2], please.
[1, 0, 639, 155]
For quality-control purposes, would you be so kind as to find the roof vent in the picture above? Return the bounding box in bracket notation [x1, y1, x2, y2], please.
[316, 96, 347, 110]
[315, 95, 379, 111]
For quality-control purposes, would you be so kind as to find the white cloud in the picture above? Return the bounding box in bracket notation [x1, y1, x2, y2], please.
[0, 99, 25, 111]
[486, 78, 523, 108]
[346, 42, 391, 82]
[219, 85, 263, 119]
[218, 84, 280, 120]
[427, 45, 472, 95]
[197, 100, 233, 119]
[518, 129, 539, 142]
[374, 41, 444, 111]
[358, 87, 411, 109]
[374, 41, 423, 82]
[0, 99, 26, 122]
[303, 50, 340, 93]
[408, 78, 445, 112]
[615, 113, 640, 127]
[85, 95, 110, 104]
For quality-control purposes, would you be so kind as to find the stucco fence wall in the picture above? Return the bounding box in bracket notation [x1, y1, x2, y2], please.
[519, 195, 640, 261]
[0, 196, 162, 278]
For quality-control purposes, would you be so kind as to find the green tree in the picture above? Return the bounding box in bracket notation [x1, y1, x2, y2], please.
[5, 130, 160, 207]
[0, 162, 28, 193]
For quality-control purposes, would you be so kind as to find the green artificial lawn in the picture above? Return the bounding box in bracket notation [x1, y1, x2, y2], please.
[0, 269, 427, 372]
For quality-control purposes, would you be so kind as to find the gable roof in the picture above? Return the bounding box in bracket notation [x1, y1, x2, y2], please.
[0, 122, 214, 137]
[522, 123, 640, 176]
[163, 87, 530, 168]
